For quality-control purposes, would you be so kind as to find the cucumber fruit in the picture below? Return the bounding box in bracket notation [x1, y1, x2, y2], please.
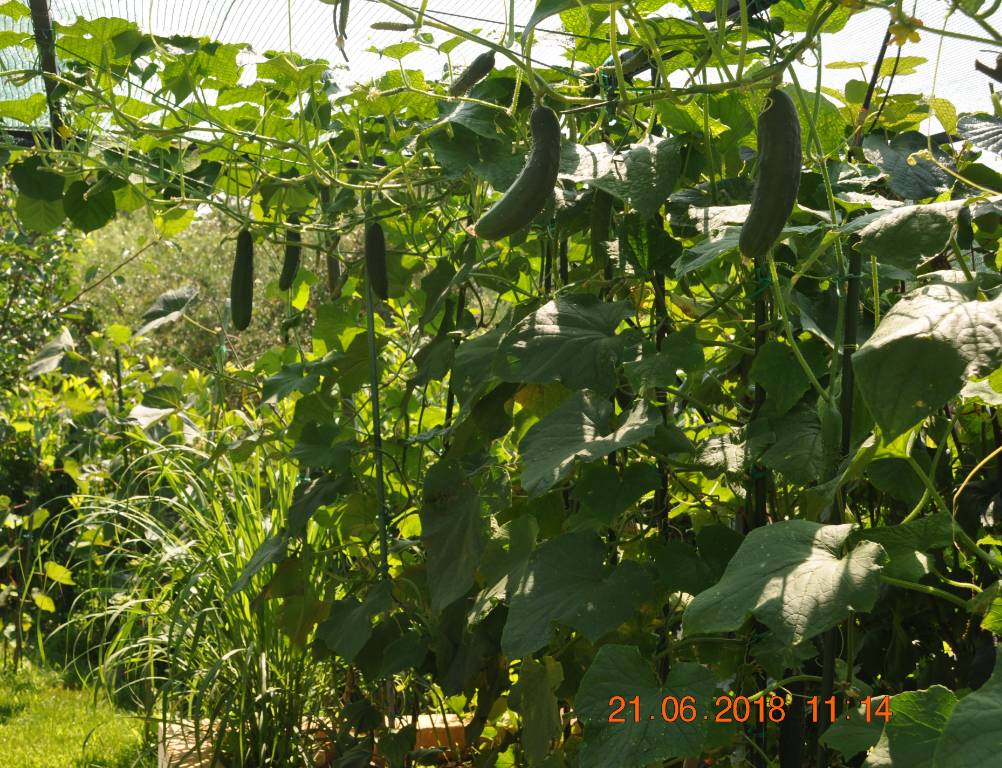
[230, 228, 254, 331]
[474, 105, 561, 240]
[590, 189, 614, 280]
[365, 222, 388, 300]
[448, 51, 496, 97]
[738, 89, 802, 260]
[278, 215, 301, 291]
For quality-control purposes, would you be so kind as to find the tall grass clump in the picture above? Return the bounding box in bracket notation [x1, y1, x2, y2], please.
[52, 430, 344, 766]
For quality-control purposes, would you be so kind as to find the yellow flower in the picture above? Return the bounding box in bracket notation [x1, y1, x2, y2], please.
[889, 15, 923, 46]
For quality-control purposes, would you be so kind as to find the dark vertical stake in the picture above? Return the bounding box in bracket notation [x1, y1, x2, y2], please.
[28, 0, 63, 148]
[817, 25, 893, 768]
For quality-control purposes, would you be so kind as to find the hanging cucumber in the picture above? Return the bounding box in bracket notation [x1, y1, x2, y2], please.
[473, 105, 561, 240]
[448, 50, 496, 97]
[278, 214, 301, 292]
[365, 222, 388, 300]
[230, 228, 254, 331]
[590, 189, 614, 280]
[738, 89, 802, 260]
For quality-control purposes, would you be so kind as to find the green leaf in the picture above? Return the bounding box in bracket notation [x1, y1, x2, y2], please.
[864, 687, 957, 768]
[290, 423, 352, 470]
[854, 284, 1002, 439]
[849, 514, 953, 581]
[683, 521, 887, 644]
[44, 561, 74, 586]
[287, 475, 348, 535]
[933, 652, 1002, 767]
[653, 541, 716, 596]
[0, 2, 29, 20]
[0, 93, 47, 123]
[574, 645, 715, 768]
[11, 156, 65, 201]
[862, 133, 952, 200]
[502, 532, 652, 657]
[523, 0, 604, 44]
[16, 195, 65, 232]
[958, 113, 1002, 155]
[230, 536, 287, 594]
[27, 328, 75, 378]
[498, 294, 632, 396]
[316, 582, 392, 662]
[136, 285, 199, 335]
[33, 592, 56, 613]
[618, 137, 682, 218]
[64, 180, 117, 232]
[855, 201, 965, 274]
[750, 341, 811, 415]
[420, 460, 485, 612]
[510, 658, 562, 765]
[758, 407, 825, 484]
[519, 391, 660, 496]
[820, 698, 886, 758]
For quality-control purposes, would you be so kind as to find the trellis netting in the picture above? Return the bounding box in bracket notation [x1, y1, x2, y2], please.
[1, 0, 1001, 127]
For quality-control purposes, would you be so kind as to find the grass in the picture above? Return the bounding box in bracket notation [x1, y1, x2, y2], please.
[0, 664, 153, 768]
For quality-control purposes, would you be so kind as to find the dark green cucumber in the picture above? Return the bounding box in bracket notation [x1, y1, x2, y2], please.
[278, 215, 301, 292]
[590, 189, 614, 280]
[448, 51, 496, 97]
[371, 21, 413, 31]
[474, 105, 561, 240]
[738, 89, 802, 260]
[230, 228, 254, 331]
[365, 222, 388, 300]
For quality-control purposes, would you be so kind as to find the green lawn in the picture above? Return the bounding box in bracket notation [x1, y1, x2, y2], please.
[0, 665, 153, 768]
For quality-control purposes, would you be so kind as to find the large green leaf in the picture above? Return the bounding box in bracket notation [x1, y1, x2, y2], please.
[750, 341, 811, 416]
[932, 652, 1002, 767]
[64, 179, 117, 233]
[683, 521, 887, 644]
[136, 285, 199, 334]
[855, 201, 965, 273]
[853, 284, 1002, 439]
[862, 133, 952, 200]
[865, 687, 957, 768]
[509, 658, 562, 765]
[518, 390, 660, 496]
[497, 294, 632, 396]
[316, 582, 392, 662]
[420, 460, 485, 612]
[574, 645, 715, 768]
[502, 532, 652, 657]
[849, 514, 954, 581]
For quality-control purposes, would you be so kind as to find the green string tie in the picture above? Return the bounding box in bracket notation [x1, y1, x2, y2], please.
[747, 264, 772, 301]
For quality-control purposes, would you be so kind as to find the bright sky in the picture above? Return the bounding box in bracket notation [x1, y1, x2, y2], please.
[3, 1, 1001, 120]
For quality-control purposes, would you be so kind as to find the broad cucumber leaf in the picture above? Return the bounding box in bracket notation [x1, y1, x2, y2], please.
[510, 658, 562, 765]
[502, 532, 653, 657]
[855, 200, 965, 273]
[497, 294, 632, 396]
[932, 652, 1002, 767]
[518, 390, 660, 496]
[316, 581, 392, 662]
[420, 460, 485, 612]
[854, 284, 1002, 439]
[848, 514, 953, 581]
[683, 521, 886, 644]
[574, 645, 715, 767]
[864, 687, 957, 768]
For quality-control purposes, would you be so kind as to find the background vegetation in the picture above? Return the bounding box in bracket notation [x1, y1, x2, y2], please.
[1, 0, 1002, 767]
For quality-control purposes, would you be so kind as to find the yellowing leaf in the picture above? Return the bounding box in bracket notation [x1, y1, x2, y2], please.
[33, 592, 56, 613]
[44, 561, 75, 585]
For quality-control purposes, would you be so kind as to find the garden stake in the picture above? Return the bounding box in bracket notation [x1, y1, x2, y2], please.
[817, 24, 893, 768]
[364, 215, 390, 582]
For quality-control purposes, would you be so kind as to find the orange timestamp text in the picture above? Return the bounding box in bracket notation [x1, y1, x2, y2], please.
[608, 694, 892, 725]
